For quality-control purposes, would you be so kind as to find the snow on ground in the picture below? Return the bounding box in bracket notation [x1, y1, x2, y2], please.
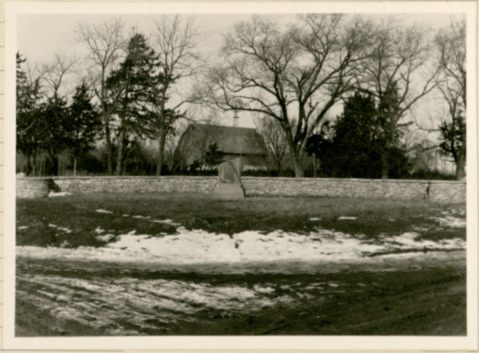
[95, 209, 113, 214]
[443, 208, 466, 216]
[338, 216, 357, 220]
[96, 234, 115, 242]
[16, 273, 306, 335]
[309, 217, 321, 221]
[151, 219, 181, 226]
[17, 224, 465, 265]
[48, 192, 72, 197]
[430, 216, 466, 228]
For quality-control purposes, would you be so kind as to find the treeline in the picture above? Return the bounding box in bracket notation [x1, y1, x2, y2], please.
[17, 16, 195, 177]
[16, 15, 466, 179]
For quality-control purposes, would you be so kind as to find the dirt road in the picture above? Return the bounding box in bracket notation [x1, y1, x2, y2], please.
[16, 251, 466, 336]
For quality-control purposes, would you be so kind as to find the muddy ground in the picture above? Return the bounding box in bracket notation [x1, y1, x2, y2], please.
[16, 251, 466, 336]
[15, 194, 467, 336]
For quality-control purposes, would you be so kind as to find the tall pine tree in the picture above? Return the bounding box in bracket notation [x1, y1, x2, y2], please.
[106, 33, 162, 175]
[69, 83, 101, 175]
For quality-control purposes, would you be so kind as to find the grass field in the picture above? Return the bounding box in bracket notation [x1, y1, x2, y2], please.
[17, 192, 465, 248]
[15, 192, 467, 336]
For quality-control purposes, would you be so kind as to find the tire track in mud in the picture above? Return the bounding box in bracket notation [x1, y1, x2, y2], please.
[16, 252, 466, 336]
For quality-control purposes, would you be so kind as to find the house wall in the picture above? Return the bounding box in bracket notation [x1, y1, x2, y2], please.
[17, 176, 465, 203]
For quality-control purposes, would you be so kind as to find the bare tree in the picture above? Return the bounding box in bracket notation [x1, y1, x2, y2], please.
[16, 54, 43, 136]
[255, 115, 288, 173]
[74, 18, 125, 175]
[435, 18, 466, 179]
[355, 18, 440, 178]
[200, 15, 373, 177]
[41, 53, 78, 103]
[152, 14, 202, 175]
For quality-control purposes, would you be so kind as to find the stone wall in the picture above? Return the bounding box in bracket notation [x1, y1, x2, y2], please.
[242, 177, 465, 203]
[17, 178, 50, 198]
[16, 176, 466, 203]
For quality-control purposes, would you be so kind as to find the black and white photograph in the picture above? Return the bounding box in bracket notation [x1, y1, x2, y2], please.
[4, 1, 478, 350]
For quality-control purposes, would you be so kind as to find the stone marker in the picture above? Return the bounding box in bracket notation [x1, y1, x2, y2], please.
[213, 157, 245, 200]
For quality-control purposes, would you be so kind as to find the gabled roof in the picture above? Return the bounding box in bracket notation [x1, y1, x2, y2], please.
[194, 124, 267, 155]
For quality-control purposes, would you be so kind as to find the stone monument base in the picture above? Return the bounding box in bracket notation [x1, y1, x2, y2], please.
[213, 183, 245, 200]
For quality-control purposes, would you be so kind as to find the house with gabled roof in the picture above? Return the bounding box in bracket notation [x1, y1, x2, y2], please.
[175, 123, 268, 171]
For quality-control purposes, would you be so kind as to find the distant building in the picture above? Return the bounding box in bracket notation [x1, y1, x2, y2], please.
[175, 123, 268, 171]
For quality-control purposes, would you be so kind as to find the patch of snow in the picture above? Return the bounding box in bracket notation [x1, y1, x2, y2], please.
[48, 192, 72, 197]
[151, 219, 181, 226]
[17, 274, 296, 334]
[58, 227, 72, 233]
[389, 219, 396, 222]
[95, 209, 113, 214]
[123, 214, 130, 217]
[18, 226, 29, 230]
[60, 241, 70, 248]
[338, 216, 357, 220]
[48, 224, 58, 228]
[95, 227, 105, 234]
[17, 225, 465, 266]
[430, 216, 466, 228]
[96, 234, 115, 242]
[309, 217, 321, 221]
[442, 208, 466, 217]
[253, 285, 275, 294]
[133, 215, 151, 219]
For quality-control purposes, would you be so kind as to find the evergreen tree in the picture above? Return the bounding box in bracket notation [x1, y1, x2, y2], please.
[37, 97, 72, 176]
[376, 82, 408, 178]
[106, 32, 162, 175]
[438, 111, 466, 178]
[16, 52, 42, 175]
[306, 93, 410, 178]
[69, 83, 101, 175]
[204, 142, 224, 168]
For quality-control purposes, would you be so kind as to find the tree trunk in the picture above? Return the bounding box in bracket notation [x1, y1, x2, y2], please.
[26, 155, 32, 176]
[284, 129, 304, 178]
[156, 129, 167, 176]
[51, 154, 59, 176]
[105, 123, 113, 175]
[73, 157, 77, 177]
[40, 153, 45, 176]
[456, 152, 466, 180]
[123, 148, 131, 176]
[292, 153, 304, 178]
[115, 131, 125, 176]
[381, 152, 389, 179]
[32, 152, 37, 176]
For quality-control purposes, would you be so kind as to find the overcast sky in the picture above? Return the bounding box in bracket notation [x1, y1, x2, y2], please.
[17, 13, 464, 129]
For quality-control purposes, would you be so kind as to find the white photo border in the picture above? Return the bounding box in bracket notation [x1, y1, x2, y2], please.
[4, 1, 478, 350]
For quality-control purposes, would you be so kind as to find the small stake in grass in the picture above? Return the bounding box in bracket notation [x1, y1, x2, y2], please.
[424, 182, 431, 201]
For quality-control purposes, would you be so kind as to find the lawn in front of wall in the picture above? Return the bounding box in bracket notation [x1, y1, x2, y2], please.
[16, 192, 465, 248]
